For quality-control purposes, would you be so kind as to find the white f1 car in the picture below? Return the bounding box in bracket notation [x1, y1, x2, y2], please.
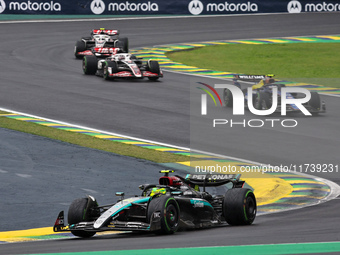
[83, 53, 163, 81]
[75, 28, 129, 59]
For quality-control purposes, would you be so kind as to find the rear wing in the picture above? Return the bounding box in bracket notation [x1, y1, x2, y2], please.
[233, 74, 274, 82]
[176, 174, 245, 189]
[92, 29, 119, 36]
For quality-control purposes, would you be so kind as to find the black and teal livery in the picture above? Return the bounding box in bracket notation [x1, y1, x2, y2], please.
[53, 170, 256, 237]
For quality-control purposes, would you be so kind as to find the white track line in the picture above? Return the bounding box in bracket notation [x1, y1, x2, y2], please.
[0, 107, 259, 164]
[0, 107, 268, 165]
[0, 12, 292, 24]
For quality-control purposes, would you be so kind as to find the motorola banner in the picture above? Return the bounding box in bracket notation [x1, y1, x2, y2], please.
[187, 0, 340, 15]
[0, 0, 64, 14]
[286, 0, 340, 13]
[0, 0, 339, 15]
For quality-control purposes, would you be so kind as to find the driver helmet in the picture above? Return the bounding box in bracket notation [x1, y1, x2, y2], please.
[118, 55, 125, 61]
[150, 187, 166, 197]
[94, 35, 109, 45]
[264, 77, 275, 84]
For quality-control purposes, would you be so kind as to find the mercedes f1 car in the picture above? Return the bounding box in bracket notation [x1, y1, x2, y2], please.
[53, 170, 256, 237]
[82, 53, 163, 81]
[223, 75, 326, 114]
[74, 28, 129, 59]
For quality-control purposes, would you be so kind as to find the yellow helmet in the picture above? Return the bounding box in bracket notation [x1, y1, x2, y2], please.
[150, 187, 166, 197]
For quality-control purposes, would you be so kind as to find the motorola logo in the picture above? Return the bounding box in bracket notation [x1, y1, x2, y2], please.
[0, 0, 6, 14]
[287, 0, 302, 13]
[188, 0, 203, 15]
[91, 0, 105, 14]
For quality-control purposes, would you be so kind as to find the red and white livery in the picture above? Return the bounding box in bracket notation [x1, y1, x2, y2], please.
[74, 28, 129, 59]
[82, 53, 163, 81]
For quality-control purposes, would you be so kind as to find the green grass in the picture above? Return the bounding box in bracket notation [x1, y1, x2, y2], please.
[167, 43, 340, 88]
[0, 111, 189, 163]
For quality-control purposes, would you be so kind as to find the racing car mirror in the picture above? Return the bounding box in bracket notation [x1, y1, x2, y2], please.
[116, 192, 125, 202]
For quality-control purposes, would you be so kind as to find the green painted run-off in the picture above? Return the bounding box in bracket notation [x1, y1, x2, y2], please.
[26, 241, 340, 255]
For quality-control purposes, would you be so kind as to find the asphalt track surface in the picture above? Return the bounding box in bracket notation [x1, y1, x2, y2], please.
[0, 127, 175, 232]
[0, 13, 340, 254]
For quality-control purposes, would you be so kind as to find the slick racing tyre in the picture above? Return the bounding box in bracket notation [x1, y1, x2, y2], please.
[68, 197, 99, 238]
[83, 56, 98, 75]
[74, 40, 86, 59]
[103, 61, 118, 80]
[147, 61, 160, 81]
[223, 188, 256, 225]
[116, 37, 129, 53]
[255, 92, 272, 110]
[223, 88, 233, 107]
[309, 91, 321, 112]
[147, 195, 180, 234]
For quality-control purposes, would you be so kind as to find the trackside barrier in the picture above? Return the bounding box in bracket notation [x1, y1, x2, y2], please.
[0, 0, 339, 15]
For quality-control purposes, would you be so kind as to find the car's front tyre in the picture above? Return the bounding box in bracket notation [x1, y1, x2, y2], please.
[103, 61, 118, 80]
[147, 61, 161, 81]
[68, 197, 98, 238]
[83, 56, 98, 75]
[147, 195, 180, 234]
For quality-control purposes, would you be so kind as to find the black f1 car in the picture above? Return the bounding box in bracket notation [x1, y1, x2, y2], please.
[224, 75, 326, 114]
[53, 170, 256, 237]
[82, 53, 163, 81]
[74, 28, 129, 59]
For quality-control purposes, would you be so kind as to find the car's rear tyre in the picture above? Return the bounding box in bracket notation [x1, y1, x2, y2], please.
[223, 88, 233, 107]
[147, 61, 160, 81]
[309, 91, 321, 111]
[223, 188, 256, 225]
[75, 40, 86, 59]
[103, 61, 118, 80]
[68, 197, 98, 238]
[147, 195, 180, 234]
[83, 56, 97, 75]
[116, 37, 129, 53]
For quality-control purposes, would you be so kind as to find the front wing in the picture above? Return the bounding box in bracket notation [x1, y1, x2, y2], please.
[107, 70, 163, 79]
[53, 211, 162, 233]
